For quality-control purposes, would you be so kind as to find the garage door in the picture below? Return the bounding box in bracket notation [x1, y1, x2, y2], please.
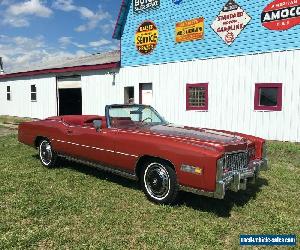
[57, 76, 82, 115]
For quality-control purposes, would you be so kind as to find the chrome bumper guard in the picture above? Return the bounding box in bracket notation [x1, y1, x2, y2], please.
[180, 158, 268, 200]
[214, 158, 268, 199]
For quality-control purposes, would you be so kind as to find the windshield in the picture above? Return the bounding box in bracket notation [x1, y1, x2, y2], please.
[107, 105, 168, 128]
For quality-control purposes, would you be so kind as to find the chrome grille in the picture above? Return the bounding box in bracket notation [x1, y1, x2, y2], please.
[225, 151, 249, 172]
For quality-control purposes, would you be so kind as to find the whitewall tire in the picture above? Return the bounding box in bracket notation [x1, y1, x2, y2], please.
[38, 139, 57, 168]
[141, 161, 178, 205]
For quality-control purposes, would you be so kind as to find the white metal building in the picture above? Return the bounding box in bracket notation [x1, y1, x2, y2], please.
[0, 51, 120, 119]
[1, 49, 300, 142]
[117, 50, 300, 143]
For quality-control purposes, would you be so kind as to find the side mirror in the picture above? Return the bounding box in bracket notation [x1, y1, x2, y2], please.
[93, 120, 102, 132]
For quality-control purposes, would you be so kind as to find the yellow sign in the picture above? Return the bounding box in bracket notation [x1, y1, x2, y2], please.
[135, 21, 158, 55]
[176, 17, 204, 43]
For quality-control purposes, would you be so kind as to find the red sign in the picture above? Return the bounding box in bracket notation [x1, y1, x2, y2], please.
[261, 0, 300, 30]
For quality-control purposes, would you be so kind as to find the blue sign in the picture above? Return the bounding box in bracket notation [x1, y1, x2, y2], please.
[173, 0, 183, 4]
[240, 235, 297, 246]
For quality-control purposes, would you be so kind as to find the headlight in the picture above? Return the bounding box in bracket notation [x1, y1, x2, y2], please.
[216, 157, 225, 180]
[217, 157, 225, 169]
[248, 147, 256, 160]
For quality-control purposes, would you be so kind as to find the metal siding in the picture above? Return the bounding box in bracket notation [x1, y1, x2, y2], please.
[81, 71, 123, 116]
[0, 75, 57, 119]
[116, 50, 300, 142]
[121, 0, 300, 67]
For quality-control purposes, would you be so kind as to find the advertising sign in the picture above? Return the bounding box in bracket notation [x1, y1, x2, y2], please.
[211, 0, 251, 45]
[261, 0, 300, 30]
[175, 18, 204, 43]
[133, 0, 160, 13]
[135, 21, 158, 55]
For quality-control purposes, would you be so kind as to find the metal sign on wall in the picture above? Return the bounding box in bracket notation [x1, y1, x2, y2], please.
[133, 0, 160, 13]
[175, 17, 204, 43]
[261, 0, 300, 31]
[135, 21, 158, 55]
[211, 0, 251, 45]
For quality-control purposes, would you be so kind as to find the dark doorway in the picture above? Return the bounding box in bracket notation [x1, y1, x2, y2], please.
[124, 86, 134, 104]
[59, 88, 82, 115]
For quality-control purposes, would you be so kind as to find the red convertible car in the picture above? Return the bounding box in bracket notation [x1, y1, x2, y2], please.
[18, 104, 268, 204]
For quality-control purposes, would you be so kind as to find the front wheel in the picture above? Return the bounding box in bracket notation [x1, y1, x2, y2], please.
[38, 139, 57, 168]
[141, 161, 179, 205]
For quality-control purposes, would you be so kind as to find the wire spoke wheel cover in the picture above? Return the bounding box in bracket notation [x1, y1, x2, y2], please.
[144, 163, 171, 200]
[39, 140, 53, 166]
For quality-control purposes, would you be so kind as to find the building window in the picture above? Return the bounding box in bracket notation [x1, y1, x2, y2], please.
[31, 84, 37, 102]
[7, 86, 11, 101]
[254, 83, 282, 111]
[186, 83, 208, 111]
[124, 86, 134, 104]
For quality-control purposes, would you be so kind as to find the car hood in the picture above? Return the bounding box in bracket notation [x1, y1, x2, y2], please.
[145, 124, 250, 152]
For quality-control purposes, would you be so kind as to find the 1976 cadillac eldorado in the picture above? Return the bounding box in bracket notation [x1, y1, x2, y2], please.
[18, 104, 268, 204]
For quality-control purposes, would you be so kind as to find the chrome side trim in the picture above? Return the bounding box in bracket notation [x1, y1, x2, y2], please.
[179, 185, 215, 198]
[52, 139, 138, 158]
[58, 154, 138, 181]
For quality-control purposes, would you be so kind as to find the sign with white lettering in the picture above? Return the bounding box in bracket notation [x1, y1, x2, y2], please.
[133, 0, 160, 13]
[135, 21, 158, 55]
[261, 0, 300, 30]
[211, 0, 251, 45]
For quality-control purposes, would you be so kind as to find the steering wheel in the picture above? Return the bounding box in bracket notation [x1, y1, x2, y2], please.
[141, 117, 153, 123]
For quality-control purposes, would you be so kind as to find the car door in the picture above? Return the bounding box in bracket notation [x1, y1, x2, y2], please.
[49, 121, 77, 156]
[63, 122, 117, 167]
[111, 129, 141, 172]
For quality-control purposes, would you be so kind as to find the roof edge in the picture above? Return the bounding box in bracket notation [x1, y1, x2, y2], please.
[0, 62, 120, 80]
[112, 0, 130, 40]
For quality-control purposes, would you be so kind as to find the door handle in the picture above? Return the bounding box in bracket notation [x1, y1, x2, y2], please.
[67, 130, 73, 134]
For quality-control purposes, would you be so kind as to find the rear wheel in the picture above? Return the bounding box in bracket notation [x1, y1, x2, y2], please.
[38, 139, 57, 168]
[141, 161, 178, 205]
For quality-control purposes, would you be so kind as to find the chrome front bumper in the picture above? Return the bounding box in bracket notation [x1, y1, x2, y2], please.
[180, 158, 268, 199]
[214, 158, 268, 199]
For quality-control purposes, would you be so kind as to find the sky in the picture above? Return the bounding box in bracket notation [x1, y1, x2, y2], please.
[0, 0, 121, 73]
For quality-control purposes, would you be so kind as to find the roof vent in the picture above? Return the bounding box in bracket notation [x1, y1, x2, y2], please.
[0, 57, 4, 74]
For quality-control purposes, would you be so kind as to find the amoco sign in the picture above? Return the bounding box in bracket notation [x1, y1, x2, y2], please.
[261, 0, 300, 30]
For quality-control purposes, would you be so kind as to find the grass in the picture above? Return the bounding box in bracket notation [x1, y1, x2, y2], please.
[0, 133, 299, 249]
